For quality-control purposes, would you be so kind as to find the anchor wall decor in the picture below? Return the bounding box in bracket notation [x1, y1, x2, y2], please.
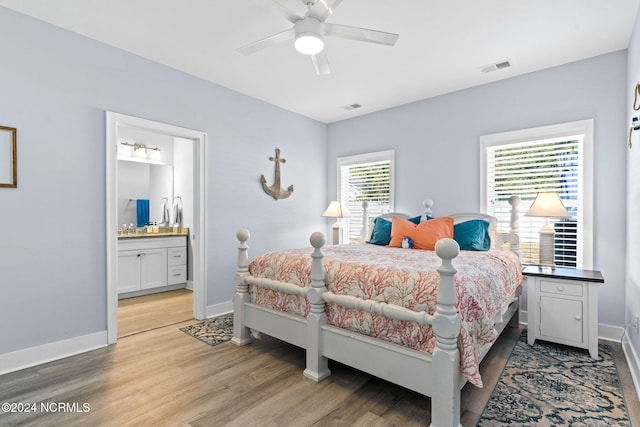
[261, 148, 294, 200]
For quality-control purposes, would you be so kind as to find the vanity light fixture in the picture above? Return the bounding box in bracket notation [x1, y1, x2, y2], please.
[120, 141, 160, 153]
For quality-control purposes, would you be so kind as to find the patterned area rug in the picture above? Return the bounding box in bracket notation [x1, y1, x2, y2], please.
[478, 330, 630, 426]
[180, 313, 233, 346]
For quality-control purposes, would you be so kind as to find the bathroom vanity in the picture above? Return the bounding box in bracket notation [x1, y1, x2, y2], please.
[117, 231, 188, 298]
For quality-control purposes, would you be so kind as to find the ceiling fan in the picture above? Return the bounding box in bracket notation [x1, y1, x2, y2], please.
[238, 0, 399, 75]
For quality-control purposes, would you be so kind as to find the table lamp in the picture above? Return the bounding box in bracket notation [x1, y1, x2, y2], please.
[525, 192, 571, 269]
[322, 201, 351, 245]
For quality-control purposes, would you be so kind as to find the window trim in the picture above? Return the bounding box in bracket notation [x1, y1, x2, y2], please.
[480, 119, 593, 269]
[337, 149, 395, 241]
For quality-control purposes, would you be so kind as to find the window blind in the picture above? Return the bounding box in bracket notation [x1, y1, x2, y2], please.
[485, 136, 583, 268]
[338, 151, 394, 243]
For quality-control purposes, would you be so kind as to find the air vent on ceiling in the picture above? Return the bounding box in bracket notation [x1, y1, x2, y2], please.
[480, 60, 512, 74]
[343, 103, 363, 111]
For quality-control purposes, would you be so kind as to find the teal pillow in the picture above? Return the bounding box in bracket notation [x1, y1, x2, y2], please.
[368, 215, 423, 246]
[408, 215, 423, 224]
[368, 217, 393, 245]
[453, 220, 491, 251]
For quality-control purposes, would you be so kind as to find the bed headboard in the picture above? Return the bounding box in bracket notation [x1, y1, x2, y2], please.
[363, 196, 521, 257]
[375, 199, 434, 222]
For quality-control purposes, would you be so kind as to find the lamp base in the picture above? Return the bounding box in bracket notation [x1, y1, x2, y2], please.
[331, 223, 342, 245]
[538, 227, 556, 269]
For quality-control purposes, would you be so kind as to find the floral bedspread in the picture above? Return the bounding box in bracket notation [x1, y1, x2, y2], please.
[248, 243, 522, 387]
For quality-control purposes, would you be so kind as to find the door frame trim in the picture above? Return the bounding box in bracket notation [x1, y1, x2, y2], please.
[106, 112, 207, 343]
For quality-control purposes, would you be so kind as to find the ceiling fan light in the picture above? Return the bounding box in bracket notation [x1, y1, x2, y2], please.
[295, 32, 324, 55]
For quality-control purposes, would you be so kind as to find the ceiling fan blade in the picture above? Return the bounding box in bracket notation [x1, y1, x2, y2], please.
[253, 0, 301, 23]
[325, 23, 399, 46]
[237, 29, 295, 55]
[311, 51, 331, 75]
[306, 0, 343, 22]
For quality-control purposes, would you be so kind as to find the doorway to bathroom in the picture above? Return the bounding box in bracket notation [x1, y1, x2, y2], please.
[105, 112, 207, 344]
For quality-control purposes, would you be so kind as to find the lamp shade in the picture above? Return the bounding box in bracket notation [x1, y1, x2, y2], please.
[525, 192, 571, 218]
[322, 201, 351, 218]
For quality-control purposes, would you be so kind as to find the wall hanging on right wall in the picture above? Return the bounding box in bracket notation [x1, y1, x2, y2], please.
[629, 83, 640, 149]
[0, 125, 17, 188]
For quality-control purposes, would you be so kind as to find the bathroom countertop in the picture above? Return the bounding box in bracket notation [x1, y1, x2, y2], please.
[118, 227, 189, 239]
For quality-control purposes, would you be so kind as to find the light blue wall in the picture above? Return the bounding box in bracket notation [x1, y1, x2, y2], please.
[0, 4, 631, 361]
[328, 51, 628, 328]
[0, 7, 327, 354]
[626, 8, 640, 362]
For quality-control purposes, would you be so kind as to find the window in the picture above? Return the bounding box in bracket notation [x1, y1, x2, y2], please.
[337, 150, 394, 243]
[481, 120, 593, 269]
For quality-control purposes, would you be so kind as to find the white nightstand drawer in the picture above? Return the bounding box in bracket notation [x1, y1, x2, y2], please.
[539, 279, 583, 297]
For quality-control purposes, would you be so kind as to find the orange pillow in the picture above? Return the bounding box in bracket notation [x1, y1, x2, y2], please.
[389, 216, 454, 250]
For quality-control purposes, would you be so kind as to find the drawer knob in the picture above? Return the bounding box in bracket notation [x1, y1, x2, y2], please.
[557, 286, 565, 292]
[575, 315, 582, 321]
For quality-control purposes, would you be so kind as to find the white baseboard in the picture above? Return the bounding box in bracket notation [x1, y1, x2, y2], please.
[0, 331, 108, 376]
[0, 299, 234, 376]
[623, 331, 640, 401]
[206, 299, 233, 319]
[599, 324, 625, 342]
[118, 283, 187, 299]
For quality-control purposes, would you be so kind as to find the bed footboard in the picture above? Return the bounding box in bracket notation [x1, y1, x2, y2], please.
[232, 229, 463, 427]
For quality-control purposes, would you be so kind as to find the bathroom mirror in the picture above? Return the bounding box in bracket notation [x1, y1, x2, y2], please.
[0, 126, 17, 188]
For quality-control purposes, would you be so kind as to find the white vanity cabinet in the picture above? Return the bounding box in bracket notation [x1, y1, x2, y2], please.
[117, 236, 187, 296]
[117, 248, 166, 293]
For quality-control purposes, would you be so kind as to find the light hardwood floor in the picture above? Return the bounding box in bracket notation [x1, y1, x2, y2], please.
[1, 303, 638, 426]
[118, 288, 193, 337]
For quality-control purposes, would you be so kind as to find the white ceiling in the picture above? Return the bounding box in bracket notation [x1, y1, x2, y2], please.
[1, 0, 638, 123]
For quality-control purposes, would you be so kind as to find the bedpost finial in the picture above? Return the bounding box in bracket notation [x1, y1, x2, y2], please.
[361, 200, 369, 209]
[435, 238, 459, 260]
[310, 232, 326, 249]
[423, 199, 434, 210]
[237, 228, 250, 243]
[508, 195, 520, 208]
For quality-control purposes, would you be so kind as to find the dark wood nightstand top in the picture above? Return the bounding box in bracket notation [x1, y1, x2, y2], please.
[522, 265, 604, 283]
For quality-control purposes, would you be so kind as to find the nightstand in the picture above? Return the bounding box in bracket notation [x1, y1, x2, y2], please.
[524, 265, 603, 358]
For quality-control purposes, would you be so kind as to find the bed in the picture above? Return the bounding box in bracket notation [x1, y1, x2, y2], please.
[232, 197, 522, 427]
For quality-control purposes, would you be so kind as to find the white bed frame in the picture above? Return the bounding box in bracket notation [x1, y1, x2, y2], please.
[232, 197, 521, 427]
